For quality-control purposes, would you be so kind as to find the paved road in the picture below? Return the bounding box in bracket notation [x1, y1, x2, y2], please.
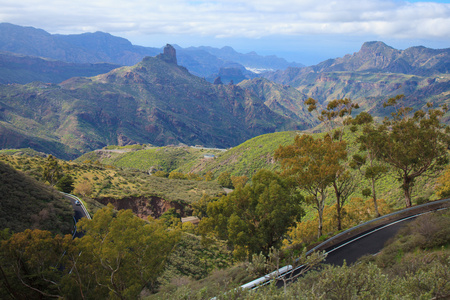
[271, 215, 415, 288]
[63, 193, 90, 238]
[321, 217, 413, 266]
[243, 200, 450, 290]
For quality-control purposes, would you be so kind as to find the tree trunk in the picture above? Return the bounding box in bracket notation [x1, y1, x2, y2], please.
[403, 177, 413, 208]
[317, 219, 323, 239]
[317, 193, 325, 239]
[333, 181, 342, 231]
[371, 178, 380, 217]
[336, 203, 342, 231]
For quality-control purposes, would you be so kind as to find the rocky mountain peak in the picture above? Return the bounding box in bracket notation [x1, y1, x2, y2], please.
[359, 41, 398, 57]
[157, 44, 177, 64]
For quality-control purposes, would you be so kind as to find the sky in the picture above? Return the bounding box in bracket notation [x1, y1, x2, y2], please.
[0, 0, 449, 65]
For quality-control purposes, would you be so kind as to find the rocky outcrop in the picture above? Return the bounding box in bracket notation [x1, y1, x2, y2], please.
[97, 195, 187, 219]
[157, 44, 177, 64]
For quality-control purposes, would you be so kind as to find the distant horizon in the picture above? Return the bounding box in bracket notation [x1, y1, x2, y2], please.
[2, 21, 449, 68]
[0, 0, 449, 66]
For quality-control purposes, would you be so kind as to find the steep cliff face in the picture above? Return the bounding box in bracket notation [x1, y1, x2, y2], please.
[97, 196, 188, 219]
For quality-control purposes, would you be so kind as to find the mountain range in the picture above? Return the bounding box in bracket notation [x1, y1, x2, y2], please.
[0, 23, 449, 159]
[264, 41, 450, 119]
[0, 45, 310, 159]
[0, 23, 301, 81]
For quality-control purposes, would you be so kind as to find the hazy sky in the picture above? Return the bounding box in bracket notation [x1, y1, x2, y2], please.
[1, 0, 449, 65]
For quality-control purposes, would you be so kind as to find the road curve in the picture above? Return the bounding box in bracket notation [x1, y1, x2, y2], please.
[245, 198, 450, 290]
[62, 193, 91, 238]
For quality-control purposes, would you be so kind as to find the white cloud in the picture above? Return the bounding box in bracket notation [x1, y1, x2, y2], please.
[0, 0, 449, 41]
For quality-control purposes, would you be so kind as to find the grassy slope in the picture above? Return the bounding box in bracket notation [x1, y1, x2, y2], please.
[175, 131, 299, 177]
[76, 145, 226, 174]
[77, 131, 300, 178]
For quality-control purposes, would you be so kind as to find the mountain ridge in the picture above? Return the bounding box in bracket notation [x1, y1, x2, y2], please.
[263, 41, 450, 118]
[0, 23, 301, 79]
[0, 45, 304, 159]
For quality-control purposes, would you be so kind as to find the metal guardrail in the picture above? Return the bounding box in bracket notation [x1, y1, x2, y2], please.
[306, 198, 450, 255]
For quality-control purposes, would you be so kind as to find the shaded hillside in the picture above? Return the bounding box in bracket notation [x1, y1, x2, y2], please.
[0, 51, 120, 84]
[0, 160, 72, 234]
[0, 45, 301, 159]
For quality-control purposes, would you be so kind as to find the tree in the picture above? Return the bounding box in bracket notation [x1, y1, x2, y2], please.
[192, 193, 216, 220]
[0, 229, 73, 299]
[75, 205, 179, 299]
[351, 112, 388, 217]
[435, 166, 450, 199]
[364, 96, 450, 207]
[168, 171, 186, 180]
[204, 171, 213, 181]
[200, 170, 303, 259]
[186, 172, 202, 181]
[351, 152, 387, 217]
[73, 180, 94, 197]
[332, 170, 356, 231]
[42, 155, 62, 186]
[160, 208, 182, 228]
[55, 174, 74, 193]
[304, 98, 359, 231]
[305, 97, 359, 139]
[217, 172, 233, 189]
[275, 134, 347, 238]
[231, 175, 248, 189]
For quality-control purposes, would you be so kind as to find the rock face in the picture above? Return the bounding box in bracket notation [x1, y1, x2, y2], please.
[157, 44, 177, 64]
[97, 196, 187, 219]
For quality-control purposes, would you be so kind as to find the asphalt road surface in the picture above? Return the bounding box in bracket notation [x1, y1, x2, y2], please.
[63, 193, 90, 238]
[321, 217, 413, 266]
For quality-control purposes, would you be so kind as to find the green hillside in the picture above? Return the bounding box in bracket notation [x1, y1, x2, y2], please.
[76, 145, 226, 174]
[77, 131, 300, 178]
